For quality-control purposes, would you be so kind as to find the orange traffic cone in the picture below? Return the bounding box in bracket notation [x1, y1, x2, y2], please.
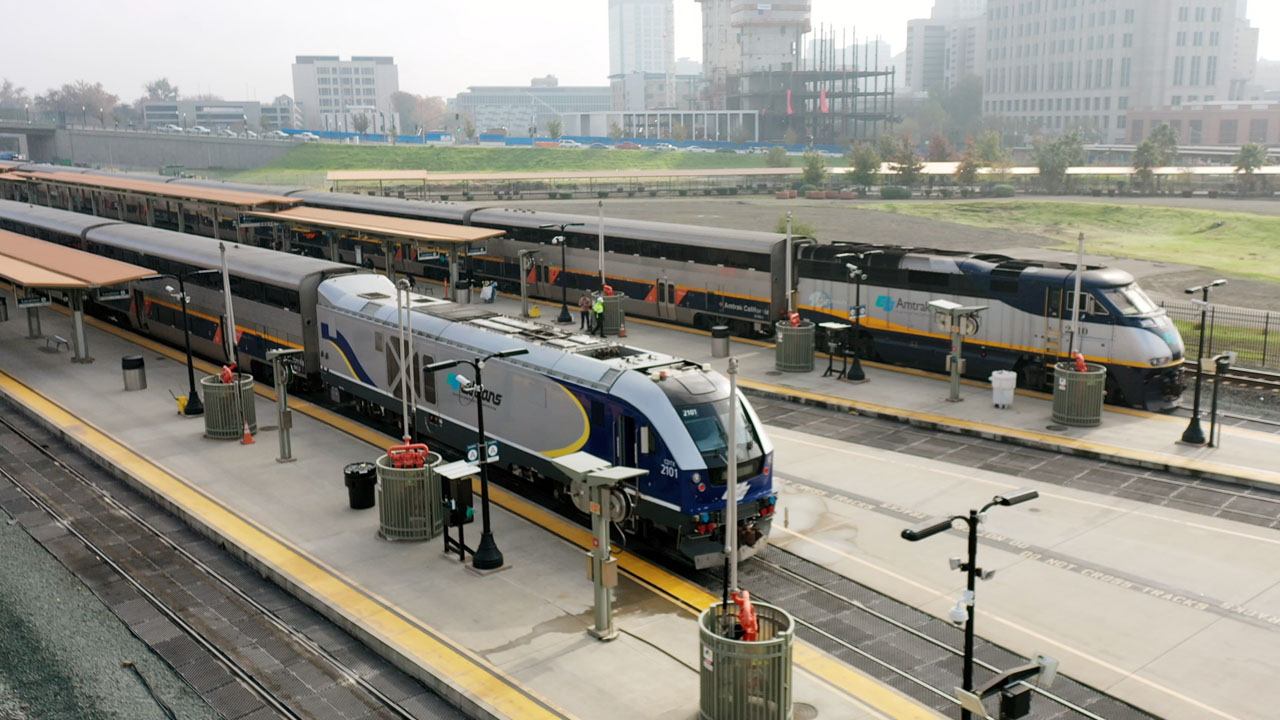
[240, 420, 255, 445]
[619, 319, 627, 338]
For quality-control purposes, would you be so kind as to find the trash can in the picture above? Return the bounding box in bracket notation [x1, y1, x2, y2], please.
[200, 373, 257, 439]
[774, 320, 815, 372]
[699, 600, 794, 720]
[1051, 362, 1107, 427]
[375, 451, 444, 541]
[711, 326, 730, 358]
[121, 355, 147, 391]
[601, 293, 627, 335]
[990, 369, 1017, 409]
[454, 279, 471, 304]
[344, 462, 377, 510]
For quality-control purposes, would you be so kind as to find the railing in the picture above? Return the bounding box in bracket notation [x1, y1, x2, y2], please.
[1161, 299, 1277, 371]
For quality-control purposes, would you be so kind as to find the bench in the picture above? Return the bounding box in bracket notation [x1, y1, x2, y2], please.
[45, 335, 69, 352]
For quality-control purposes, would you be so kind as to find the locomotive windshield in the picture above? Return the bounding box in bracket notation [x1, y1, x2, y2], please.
[679, 398, 760, 459]
[1102, 284, 1161, 316]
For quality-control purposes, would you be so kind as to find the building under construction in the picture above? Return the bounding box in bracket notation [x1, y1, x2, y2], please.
[697, 1, 896, 144]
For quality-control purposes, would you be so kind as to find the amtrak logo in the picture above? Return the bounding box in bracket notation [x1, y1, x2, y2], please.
[447, 373, 503, 407]
[875, 295, 896, 312]
[875, 295, 929, 313]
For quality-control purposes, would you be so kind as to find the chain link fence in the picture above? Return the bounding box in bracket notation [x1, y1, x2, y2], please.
[1162, 299, 1278, 371]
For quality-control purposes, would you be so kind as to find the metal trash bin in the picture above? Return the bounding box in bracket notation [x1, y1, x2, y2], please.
[774, 320, 815, 372]
[344, 462, 377, 510]
[711, 326, 730, 358]
[454, 279, 471, 304]
[200, 373, 257, 439]
[990, 369, 1017, 408]
[121, 355, 147, 391]
[1051, 362, 1107, 426]
[699, 601, 795, 720]
[601, 293, 627, 335]
[375, 452, 444, 541]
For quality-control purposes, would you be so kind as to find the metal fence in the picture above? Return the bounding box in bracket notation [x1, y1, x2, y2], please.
[1161, 300, 1278, 371]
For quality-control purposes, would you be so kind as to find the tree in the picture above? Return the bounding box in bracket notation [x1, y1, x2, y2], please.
[974, 130, 1009, 165]
[954, 139, 984, 187]
[1233, 143, 1270, 193]
[926, 132, 955, 161]
[876, 133, 900, 162]
[351, 113, 370, 134]
[774, 215, 817, 238]
[1131, 139, 1159, 193]
[391, 91, 446, 133]
[143, 78, 179, 101]
[1, 79, 32, 109]
[463, 119, 476, 141]
[670, 123, 690, 142]
[891, 136, 925, 187]
[35, 80, 119, 121]
[608, 123, 624, 140]
[1148, 123, 1180, 166]
[847, 142, 881, 188]
[765, 146, 789, 168]
[783, 127, 800, 147]
[1030, 131, 1084, 194]
[547, 118, 562, 139]
[801, 150, 827, 186]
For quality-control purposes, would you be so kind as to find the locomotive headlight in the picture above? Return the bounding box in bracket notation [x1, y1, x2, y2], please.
[691, 472, 702, 484]
[1148, 355, 1171, 366]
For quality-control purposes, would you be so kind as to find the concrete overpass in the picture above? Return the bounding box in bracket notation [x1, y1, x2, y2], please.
[0, 122, 56, 161]
[0, 124, 295, 170]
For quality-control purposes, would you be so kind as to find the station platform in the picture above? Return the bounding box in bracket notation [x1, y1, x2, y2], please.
[495, 296, 1280, 491]
[0, 308, 946, 720]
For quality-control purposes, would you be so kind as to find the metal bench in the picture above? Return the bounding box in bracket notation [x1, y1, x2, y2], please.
[45, 335, 69, 352]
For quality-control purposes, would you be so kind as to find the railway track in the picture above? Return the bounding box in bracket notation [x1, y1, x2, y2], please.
[1183, 361, 1280, 392]
[0, 408, 461, 720]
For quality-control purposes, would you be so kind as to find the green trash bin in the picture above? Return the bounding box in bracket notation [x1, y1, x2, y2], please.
[200, 374, 256, 439]
[601, 293, 627, 336]
[374, 452, 444, 541]
[1051, 362, 1107, 426]
[774, 320, 815, 372]
[699, 600, 794, 720]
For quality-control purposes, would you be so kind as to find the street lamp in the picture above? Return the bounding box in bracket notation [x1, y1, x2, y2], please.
[423, 347, 530, 571]
[24, 104, 29, 123]
[901, 489, 1039, 720]
[837, 250, 882, 382]
[81, 105, 86, 126]
[539, 222, 585, 324]
[153, 269, 222, 415]
[99, 107, 105, 128]
[1180, 279, 1227, 446]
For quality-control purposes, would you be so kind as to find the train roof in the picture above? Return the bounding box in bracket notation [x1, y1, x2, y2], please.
[468, 206, 790, 252]
[0, 199, 120, 237]
[291, 190, 477, 223]
[811, 241, 1137, 287]
[170, 177, 309, 196]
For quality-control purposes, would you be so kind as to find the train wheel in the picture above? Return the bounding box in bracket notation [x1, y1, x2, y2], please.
[1104, 373, 1128, 407]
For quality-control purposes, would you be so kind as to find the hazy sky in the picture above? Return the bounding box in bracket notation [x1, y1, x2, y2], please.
[3, 0, 1278, 103]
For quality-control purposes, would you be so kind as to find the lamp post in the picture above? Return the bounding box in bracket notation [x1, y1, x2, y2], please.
[81, 105, 86, 126]
[539, 221, 584, 324]
[157, 268, 222, 416]
[901, 489, 1040, 720]
[837, 250, 882, 382]
[424, 348, 530, 571]
[1180, 279, 1227, 446]
[24, 104, 29, 123]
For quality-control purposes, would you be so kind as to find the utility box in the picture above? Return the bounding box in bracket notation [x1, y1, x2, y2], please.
[1051, 362, 1107, 426]
[774, 320, 815, 372]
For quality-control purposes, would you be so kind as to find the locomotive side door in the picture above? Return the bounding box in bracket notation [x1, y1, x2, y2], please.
[656, 277, 678, 320]
[1040, 286, 1066, 360]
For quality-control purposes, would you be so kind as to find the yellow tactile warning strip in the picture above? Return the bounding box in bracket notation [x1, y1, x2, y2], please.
[738, 378, 1280, 489]
[0, 368, 572, 720]
[28, 310, 948, 720]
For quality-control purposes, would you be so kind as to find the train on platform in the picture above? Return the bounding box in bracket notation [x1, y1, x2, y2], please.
[0, 199, 776, 569]
[0, 165, 1187, 410]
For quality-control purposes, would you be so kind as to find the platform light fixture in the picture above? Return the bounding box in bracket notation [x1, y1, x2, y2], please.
[150, 268, 221, 416]
[539, 222, 585, 324]
[1180, 279, 1227, 446]
[901, 489, 1039, 720]
[423, 347, 530, 571]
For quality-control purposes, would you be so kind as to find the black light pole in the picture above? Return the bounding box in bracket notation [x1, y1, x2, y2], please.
[158, 269, 222, 416]
[838, 250, 881, 382]
[902, 489, 1040, 720]
[425, 347, 530, 571]
[539, 222, 584, 324]
[1181, 279, 1227, 446]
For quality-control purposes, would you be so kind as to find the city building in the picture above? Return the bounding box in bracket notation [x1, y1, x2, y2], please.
[291, 55, 400, 131]
[560, 110, 757, 141]
[450, 76, 612, 136]
[1126, 100, 1280, 145]
[610, 71, 703, 111]
[982, 0, 1258, 144]
[903, 0, 986, 94]
[609, 0, 675, 77]
[258, 96, 302, 130]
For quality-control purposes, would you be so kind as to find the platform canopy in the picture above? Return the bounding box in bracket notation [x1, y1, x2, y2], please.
[10, 170, 302, 208]
[243, 205, 503, 249]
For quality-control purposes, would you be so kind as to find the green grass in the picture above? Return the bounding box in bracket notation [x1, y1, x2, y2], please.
[222, 144, 842, 185]
[857, 201, 1280, 284]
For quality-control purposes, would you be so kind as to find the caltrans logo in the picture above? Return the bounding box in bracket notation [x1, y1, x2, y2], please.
[446, 373, 503, 406]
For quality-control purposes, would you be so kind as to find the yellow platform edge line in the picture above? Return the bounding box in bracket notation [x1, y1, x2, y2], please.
[738, 378, 1280, 487]
[65, 313, 946, 719]
[0, 367, 572, 720]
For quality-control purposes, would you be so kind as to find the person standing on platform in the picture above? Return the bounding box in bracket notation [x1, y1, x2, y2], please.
[593, 295, 606, 338]
[578, 293, 592, 331]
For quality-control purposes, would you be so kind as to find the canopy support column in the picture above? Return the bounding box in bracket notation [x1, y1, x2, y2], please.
[177, 202, 185, 234]
[212, 207, 222, 241]
[448, 249, 459, 301]
[383, 239, 395, 283]
[144, 198, 154, 226]
[26, 306, 41, 339]
[69, 290, 92, 364]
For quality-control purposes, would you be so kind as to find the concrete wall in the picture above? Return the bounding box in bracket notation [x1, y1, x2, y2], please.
[51, 129, 295, 170]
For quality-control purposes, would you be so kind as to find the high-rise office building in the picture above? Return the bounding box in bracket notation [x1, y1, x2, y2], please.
[904, 0, 986, 94]
[981, 0, 1258, 143]
[609, 0, 675, 77]
[292, 55, 400, 130]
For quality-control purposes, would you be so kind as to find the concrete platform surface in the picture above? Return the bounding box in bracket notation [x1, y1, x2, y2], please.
[0, 309, 944, 720]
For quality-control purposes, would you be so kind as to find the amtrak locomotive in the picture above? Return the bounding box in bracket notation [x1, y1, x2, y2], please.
[0, 199, 776, 567]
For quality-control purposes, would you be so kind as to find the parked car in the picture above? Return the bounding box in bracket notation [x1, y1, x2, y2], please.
[159, 124, 183, 134]
[588, 142, 609, 149]
[715, 147, 739, 154]
[187, 125, 212, 135]
[615, 141, 641, 150]
[297, 132, 320, 142]
[240, 130, 259, 139]
[653, 142, 678, 152]
[264, 130, 289, 139]
[558, 139, 583, 148]
[687, 145, 714, 153]
[214, 128, 236, 138]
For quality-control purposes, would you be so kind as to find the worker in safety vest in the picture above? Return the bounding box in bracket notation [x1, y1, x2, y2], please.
[592, 295, 606, 337]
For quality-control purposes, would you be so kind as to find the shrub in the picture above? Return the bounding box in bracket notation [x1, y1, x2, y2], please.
[649, 190, 658, 197]
[960, 188, 972, 198]
[993, 184, 1016, 198]
[440, 194, 450, 201]
[678, 189, 688, 196]
[799, 184, 818, 193]
[940, 188, 954, 199]
[598, 191, 610, 198]
[879, 185, 911, 200]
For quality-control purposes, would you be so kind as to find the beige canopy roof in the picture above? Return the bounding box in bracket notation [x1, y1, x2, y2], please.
[0, 229, 154, 289]
[244, 206, 504, 244]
